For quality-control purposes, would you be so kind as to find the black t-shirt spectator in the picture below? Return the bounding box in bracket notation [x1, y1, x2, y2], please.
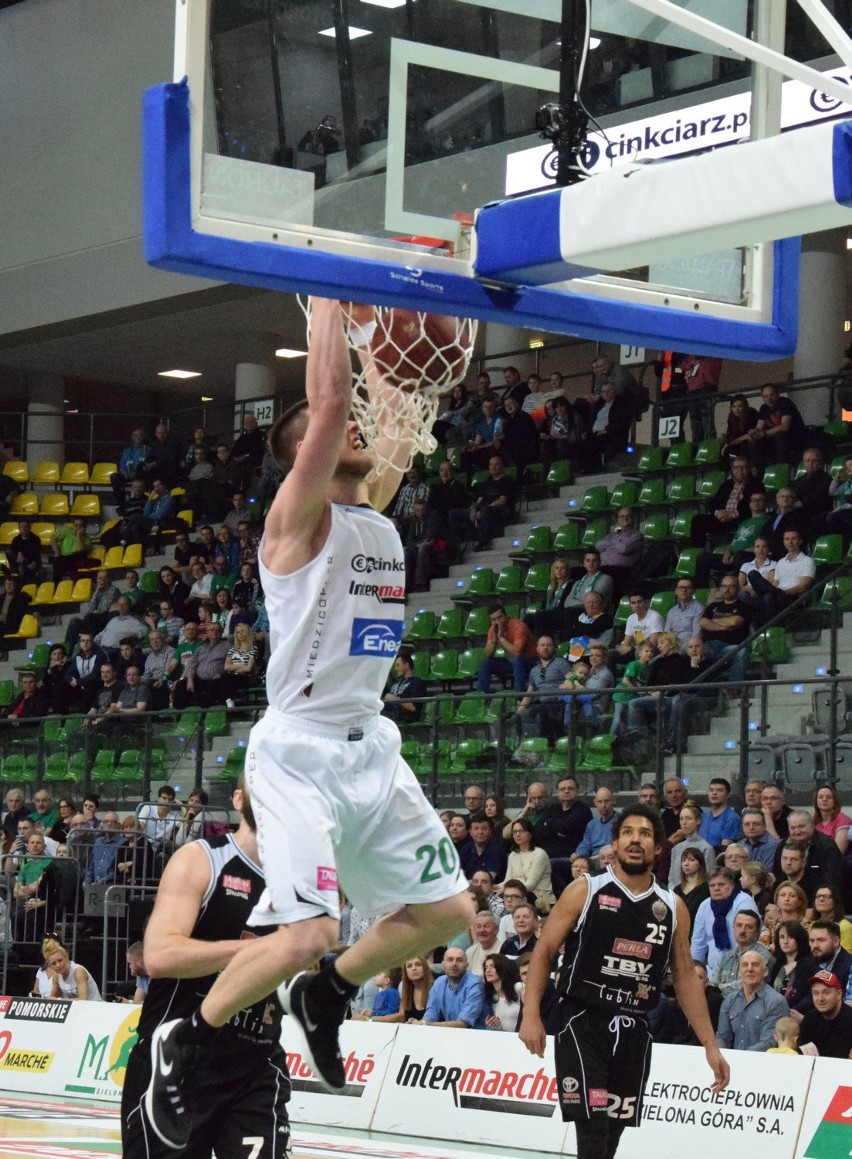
[799, 1004, 852, 1059]
[534, 800, 593, 859]
[701, 598, 752, 645]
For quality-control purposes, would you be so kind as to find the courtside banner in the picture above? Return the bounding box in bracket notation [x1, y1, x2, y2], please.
[371, 1024, 571, 1152]
[619, 1045, 812, 1159]
[284, 1017, 396, 1130]
[795, 1057, 852, 1159]
[0, 996, 136, 1102]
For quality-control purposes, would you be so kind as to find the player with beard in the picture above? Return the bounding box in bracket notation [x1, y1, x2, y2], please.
[123, 777, 290, 1158]
[520, 805, 728, 1159]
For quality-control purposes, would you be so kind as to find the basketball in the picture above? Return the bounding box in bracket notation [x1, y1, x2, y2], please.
[345, 303, 472, 391]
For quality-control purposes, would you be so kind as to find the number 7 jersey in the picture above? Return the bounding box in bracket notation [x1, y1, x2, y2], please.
[557, 868, 676, 1014]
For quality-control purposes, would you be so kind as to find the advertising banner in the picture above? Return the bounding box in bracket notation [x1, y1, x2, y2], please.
[795, 1057, 852, 1159]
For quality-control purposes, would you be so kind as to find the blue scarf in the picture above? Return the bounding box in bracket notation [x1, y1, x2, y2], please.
[710, 887, 739, 951]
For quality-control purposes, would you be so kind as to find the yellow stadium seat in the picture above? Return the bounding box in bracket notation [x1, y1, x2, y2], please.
[71, 494, 100, 518]
[78, 546, 106, 572]
[0, 522, 18, 546]
[5, 614, 39, 641]
[122, 543, 144, 568]
[70, 578, 92, 603]
[31, 582, 56, 606]
[10, 493, 39, 516]
[40, 492, 70, 517]
[51, 580, 74, 606]
[102, 546, 124, 569]
[3, 461, 28, 484]
[178, 509, 193, 528]
[89, 462, 117, 487]
[31, 461, 60, 486]
[60, 462, 90, 487]
[31, 522, 55, 547]
[20, 584, 37, 600]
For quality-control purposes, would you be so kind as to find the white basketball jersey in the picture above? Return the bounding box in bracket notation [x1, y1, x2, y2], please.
[259, 502, 405, 723]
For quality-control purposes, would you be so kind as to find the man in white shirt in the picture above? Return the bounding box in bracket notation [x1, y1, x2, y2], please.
[617, 592, 664, 657]
[747, 529, 815, 617]
[465, 911, 501, 975]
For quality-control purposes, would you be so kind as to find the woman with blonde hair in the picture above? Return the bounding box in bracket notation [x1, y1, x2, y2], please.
[739, 860, 774, 916]
[32, 936, 62, 997]
[45, 940, 102, 1001]
[523, 557, 573, 639]
[221, 622, 260, 708]
[774, 881, 810, 927]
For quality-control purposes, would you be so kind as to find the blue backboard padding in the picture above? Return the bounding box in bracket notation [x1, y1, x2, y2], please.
[833, 119, 852, 209]
[474, 189, 597, 284]
[142, 81, 800, 360]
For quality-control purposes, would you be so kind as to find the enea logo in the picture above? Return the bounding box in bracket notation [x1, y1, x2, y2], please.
[65, 1007, 140, 1097]
[349, 618, 403, 658]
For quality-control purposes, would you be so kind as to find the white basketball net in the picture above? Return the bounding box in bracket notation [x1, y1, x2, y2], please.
[300, 298, 477, 478]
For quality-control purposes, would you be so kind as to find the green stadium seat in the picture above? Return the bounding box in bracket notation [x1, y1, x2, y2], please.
[451, 693, 490, 726]
[429, 650, 459, 683]
[696, 470, 726, 499]
[553, 522, 581, 552]
[457, 648, 486, 682]
[581, 519, 608, 549]
[448, 739, 488, 774]
[435, 608, 464, 640]
[636, 478, 666, 508]
[609, 480, 639, 509]
[811, 534, 843, 568]
[523, 561, 552, 598]
[672, 547, 701, 577]
[667, 474, 696, 505]
[670, 509, 697, 540]
[613, 595, 631, 629]
[140, 570, 160, 593]
[510, 737, 548, 767]
[633, 446, 665, 475]
[511, 525, 553, 558]
[545, 460, 573, 490]
[817, 577, 852, 612]
[577, 734, 633, 782]
[494, 565, 524, 597]
[649, 591, 676, 619]
[0, 680, 16, 708]
[546, 736, 571, 774]
[463, 607, 491, 637]
[410, 651, 431, 680]
[453, 568, 495, 603]
[44, 752, 72, 783]
[750, 627, 789, 666]
[761, 463, 790, 492]
[665, 444, 693, 470]
[577, 485, 609, 517]
[693, 438, 722, 466]
[204, 711, 229, 739]
[405, 610, 437, 642]
[640, 513, 670, 541]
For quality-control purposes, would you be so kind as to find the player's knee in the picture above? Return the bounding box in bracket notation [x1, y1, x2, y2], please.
[278, 915, 338, 967]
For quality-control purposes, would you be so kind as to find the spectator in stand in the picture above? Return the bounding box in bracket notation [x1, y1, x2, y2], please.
[427, 461, 469, 531]
[65, 569, 120, 648]
[680, 353, 722, 446]
[62, 632, 108, 713]
[1, 671, 48, 730]
[0, 576, 31, 641]
[749, 383, 807, 472]
[110, 428, 149, 504]
[740, 808, 781, 871]
[740, 860, 776, 916]
[121, 570, 145, 613]
[690, 868, 755, 969]
[665, 636, 718, 755]
[664, 579, 705, 648]
[482, 954, 523, 1032]
[113, 665, 148, 720]
[699, 778, 742, 852]
[774, 882, 809, 931]
[449, 454, 516, 553]
[799, 970, 852, 1058]
[432, 383, 469, 445]
[534, 777, 592, 898]
[769, 921, 815, 1009]
[522, 371, 557, 417]
[563, 641, 614, 727]
[776, 810, 844, 893]
[209, 444, 239, 519]
[419, 947, 485, 1028]
[459, 814, 508, 884]
[617, 591, 664, 659]
[212, 526, 240, 575]
[182, 428, 212, 475]
[2, 789, 28, 854]
[573, 787, 616, 860]
[476, 604, 537, 694]
[564, 590, 614, 651]
[611, 640, 654, 735]
[499, 903, 540, 959]
[738, 535, 777, 617]
[230, 413, 266, 490]
[813, 783, 851, 855]
[674, 847, 711, 936]
[695, 493, 771, 589]
[576, 353, 637, 430]
[715, 951, 789, 1051]
[222, 492, 257, 537]
[236, 520, 259, 568]
[596, 507, 644, 592]
[698, 574, 752, 690]
[690, 456, 759, 548]
[496, 396, 539, 474]
[792, 448, 833, 521]
[94, 597, 146, 656]
[802, 922, 852, 1002]
[523, 558, 574, 641]
[823, 452, 852, 546]
[157, 565, 190, 619]
[462, 397, 504, 473]
[496, 880, 534, 942]
[141, 630, 175, 711]
[138, 785, 180, 849]
[184, 447, 215, 523]
[232, 563, 261, 616]
[140, 480, 181, 550]
[500, 366, 529, 407]
[538, 395, 584, 466]
[5, 519, 41, 582]
[747, 529, 815, 620]
[512, 635, 571, 744]
[184, 561, 213, 618]
[465, 911, 502, 976]
[762, 783, 792, 842]
[402, 498, 447, 592]
[172, 621, 229, 707]
[766, 487, 808, 562]
[381, 651, 427, 724]
[220, 623, 260, 708]
[561, 550, 614, 612]
[710, 910, 773, 997]
[505, 819, 555, 912]
[114, 638, 146, 683]
[49, 517, 93, 582]
[256, 433, 285, 519]
[144, 599, 184, 647]
[101, 478, 149, 549]
[84, 812, 127, 884]
[584, 382, 633, 471]
[812, 887, 852, 951]
[626, 632, 689, 737]
[668, 803, 716, 887]
[166, 621, 201, 688]
[720, 394, 759, 463]
[141, 423, 183, 488]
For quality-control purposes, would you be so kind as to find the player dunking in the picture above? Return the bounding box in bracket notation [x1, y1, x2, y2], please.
[519, 805, 729, 1159]
[145, 298, 475, 1150]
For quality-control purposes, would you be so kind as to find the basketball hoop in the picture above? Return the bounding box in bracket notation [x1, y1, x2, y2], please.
[300, 298, 477, 479]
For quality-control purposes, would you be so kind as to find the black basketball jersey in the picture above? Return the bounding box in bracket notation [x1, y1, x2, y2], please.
[558, 869, 676, 1014]
[138, 834, 283, 1056]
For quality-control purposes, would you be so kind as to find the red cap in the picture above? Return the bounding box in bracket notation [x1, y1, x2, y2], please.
[808, 969, 843, 991]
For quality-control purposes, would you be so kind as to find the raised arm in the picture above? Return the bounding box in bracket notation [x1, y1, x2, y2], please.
[262, 297, 353, 575]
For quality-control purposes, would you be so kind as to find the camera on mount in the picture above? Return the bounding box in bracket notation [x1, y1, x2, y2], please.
[535, 103, 568, 144]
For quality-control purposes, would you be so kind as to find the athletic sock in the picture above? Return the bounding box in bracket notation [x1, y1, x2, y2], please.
[176, 1007, 220, 1048]
[309, 962, 360, 1009]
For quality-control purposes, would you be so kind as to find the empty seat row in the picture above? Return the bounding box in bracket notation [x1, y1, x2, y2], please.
[3, 461, 116, 488]
[8, 492, 101, 518]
